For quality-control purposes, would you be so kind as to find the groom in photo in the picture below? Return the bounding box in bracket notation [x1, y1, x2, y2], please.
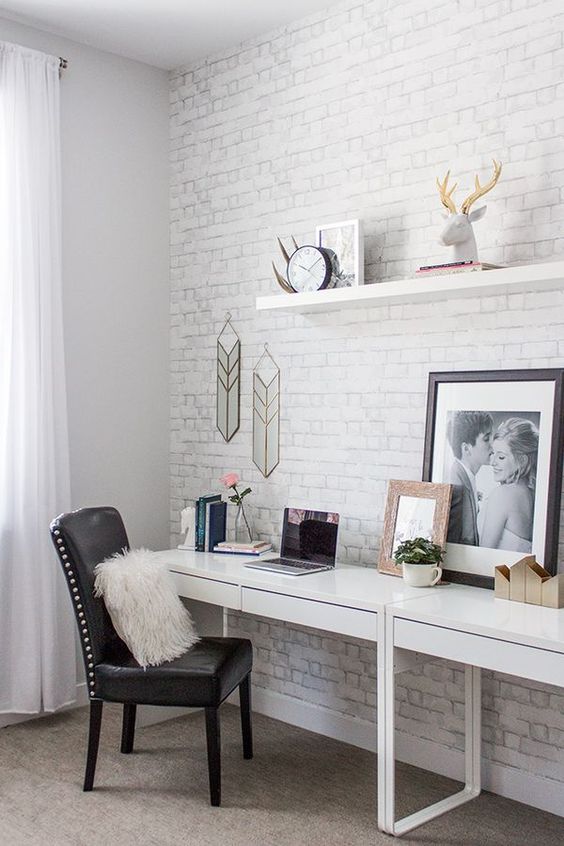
[445, 411, 494, 546]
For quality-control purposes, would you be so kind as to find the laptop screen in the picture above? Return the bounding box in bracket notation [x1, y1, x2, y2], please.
[280, 508, 339, 565]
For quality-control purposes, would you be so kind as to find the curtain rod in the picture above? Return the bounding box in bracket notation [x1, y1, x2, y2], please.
[59, 57, 68, 70]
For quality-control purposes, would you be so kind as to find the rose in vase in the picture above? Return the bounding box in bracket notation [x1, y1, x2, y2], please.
[220, 473, 252, 542]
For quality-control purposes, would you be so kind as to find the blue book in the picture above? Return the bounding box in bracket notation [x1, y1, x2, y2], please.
[196, 494, 221, 551]
[207, 501, 227, 552]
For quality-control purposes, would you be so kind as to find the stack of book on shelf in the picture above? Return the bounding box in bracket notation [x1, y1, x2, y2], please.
[415, 260, 502, 277]
[213, 540, 273, 556]
[195, 493, 227, 552]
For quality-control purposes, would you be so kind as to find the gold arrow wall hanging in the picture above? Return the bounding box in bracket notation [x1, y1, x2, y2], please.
[252, 343, 280, 477]
[217, 312, 240, 442]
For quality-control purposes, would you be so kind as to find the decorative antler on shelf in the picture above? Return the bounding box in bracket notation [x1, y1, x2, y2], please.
[435, 158, 503, 264]
[460, 159, 503, 215]
[436, 170, 458, 214]
[272, 236, 299, 293]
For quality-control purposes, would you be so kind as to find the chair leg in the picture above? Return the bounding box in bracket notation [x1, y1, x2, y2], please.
[121, 703, 137, 754]
[239, 673, 253, 760]
[84, 700, 103, 791]
[205, 707, 221, 807]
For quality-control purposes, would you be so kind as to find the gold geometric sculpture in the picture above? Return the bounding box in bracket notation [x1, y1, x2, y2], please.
[252, 344, 280, 477]
[494, 556, 564, 608]
[217, 313, 240, 442]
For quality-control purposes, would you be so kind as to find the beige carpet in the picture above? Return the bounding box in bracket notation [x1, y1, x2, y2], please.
[0, 704, 562, 846]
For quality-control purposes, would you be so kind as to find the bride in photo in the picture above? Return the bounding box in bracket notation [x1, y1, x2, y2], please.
[478, 417, 539, 553]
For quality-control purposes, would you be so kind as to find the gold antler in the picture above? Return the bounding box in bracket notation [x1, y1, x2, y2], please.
[461, 159, 502, 215]
[271, 262, 294, 293]
[277, 237, 290, 264]
[436, 170, 458, 214]
[271, 236, 300, 293]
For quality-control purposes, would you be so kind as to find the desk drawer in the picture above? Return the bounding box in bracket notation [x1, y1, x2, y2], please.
[242, 587, 378, 641]
[394, 618, 564, 687]
[171, 571, 240, 610]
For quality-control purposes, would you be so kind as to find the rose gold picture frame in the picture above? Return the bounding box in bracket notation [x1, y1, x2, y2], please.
[378, 480, 452, 577]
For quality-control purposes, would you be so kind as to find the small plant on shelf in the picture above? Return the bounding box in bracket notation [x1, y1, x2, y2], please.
[393, 537, 445, 567]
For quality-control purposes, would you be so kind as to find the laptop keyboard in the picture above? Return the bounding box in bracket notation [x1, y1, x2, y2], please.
[272, 558, 327, 570]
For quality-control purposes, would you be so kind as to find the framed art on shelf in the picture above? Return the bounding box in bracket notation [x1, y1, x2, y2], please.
[378, 480, 453, 577]
[315, 219, 364, 288]
[423, 369, 564, 588]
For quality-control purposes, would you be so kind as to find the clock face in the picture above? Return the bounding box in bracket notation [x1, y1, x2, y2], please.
[287, 246, 332, 293]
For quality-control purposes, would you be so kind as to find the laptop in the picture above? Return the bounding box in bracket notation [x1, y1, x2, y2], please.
[245, 508, 339, 576]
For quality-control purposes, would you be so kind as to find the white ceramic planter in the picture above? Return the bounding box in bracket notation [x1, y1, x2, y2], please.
[402, 562, 442, 588]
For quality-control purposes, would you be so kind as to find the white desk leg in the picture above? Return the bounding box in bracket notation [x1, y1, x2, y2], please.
[465, 664, 482, 795]
[383, 615, 482, 837]
[382, 611, 396, 833]
[377, 611, 388, 832]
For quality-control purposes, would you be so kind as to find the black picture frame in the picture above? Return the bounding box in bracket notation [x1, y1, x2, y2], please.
[423, 369, 564, 589]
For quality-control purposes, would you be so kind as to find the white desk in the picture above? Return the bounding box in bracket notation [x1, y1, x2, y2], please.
[384, 585, 564, 836]
[155, 550, 564, 837]
[154, 548, 438, 825]
[154, 549, 440, 641]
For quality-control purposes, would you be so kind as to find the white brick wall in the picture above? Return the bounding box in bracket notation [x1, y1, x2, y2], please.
[170, 0, 564, 804]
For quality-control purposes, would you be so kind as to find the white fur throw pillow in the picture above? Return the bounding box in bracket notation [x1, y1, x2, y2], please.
[93, 548, 198, 668]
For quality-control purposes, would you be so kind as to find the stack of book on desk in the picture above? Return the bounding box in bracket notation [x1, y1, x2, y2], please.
[195, 494, 226, 552]
[213, 540, 273, 556]
[415, 260, 502, 277]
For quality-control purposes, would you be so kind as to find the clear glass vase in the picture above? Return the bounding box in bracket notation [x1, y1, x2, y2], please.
[234, 503, 253, 544]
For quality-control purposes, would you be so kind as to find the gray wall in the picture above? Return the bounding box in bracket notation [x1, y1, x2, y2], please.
[1, 18, 170, 549]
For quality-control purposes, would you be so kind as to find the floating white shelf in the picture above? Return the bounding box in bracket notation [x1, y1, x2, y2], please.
[255, 261, 564, 313]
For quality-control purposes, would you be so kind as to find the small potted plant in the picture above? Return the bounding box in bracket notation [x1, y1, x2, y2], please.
[393, 537, 445, 587]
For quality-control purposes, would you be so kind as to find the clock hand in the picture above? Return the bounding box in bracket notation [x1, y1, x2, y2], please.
[297, 257, 323, 274]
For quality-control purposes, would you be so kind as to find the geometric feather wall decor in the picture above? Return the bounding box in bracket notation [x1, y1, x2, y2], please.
[252, 344, 280, 477]
[217, 313, 240, 442]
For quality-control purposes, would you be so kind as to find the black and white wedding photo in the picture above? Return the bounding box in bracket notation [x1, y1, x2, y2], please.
[443, 409, 540, 554]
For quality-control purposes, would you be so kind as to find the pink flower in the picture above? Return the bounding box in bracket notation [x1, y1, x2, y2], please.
[220, 472, 240, 489]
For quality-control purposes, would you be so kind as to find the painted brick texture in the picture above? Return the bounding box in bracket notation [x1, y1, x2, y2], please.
[170, 0, 564, 793]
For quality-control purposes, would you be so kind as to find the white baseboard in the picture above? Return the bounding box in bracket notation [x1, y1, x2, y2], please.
[251, 686, 564, 819]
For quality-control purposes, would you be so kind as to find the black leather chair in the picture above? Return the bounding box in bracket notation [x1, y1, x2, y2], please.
[50, 506, 253, 806]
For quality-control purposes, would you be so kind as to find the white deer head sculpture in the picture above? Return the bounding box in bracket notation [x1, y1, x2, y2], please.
[437, 160, 502, 264]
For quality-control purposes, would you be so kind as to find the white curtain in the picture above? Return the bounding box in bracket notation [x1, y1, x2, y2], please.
[0, 41, 76, 715]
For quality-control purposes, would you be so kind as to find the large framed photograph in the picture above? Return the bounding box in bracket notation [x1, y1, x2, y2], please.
[423, 369, 564, 588]
[315, 219, 364, 288]
[378, 480, 453, 577]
